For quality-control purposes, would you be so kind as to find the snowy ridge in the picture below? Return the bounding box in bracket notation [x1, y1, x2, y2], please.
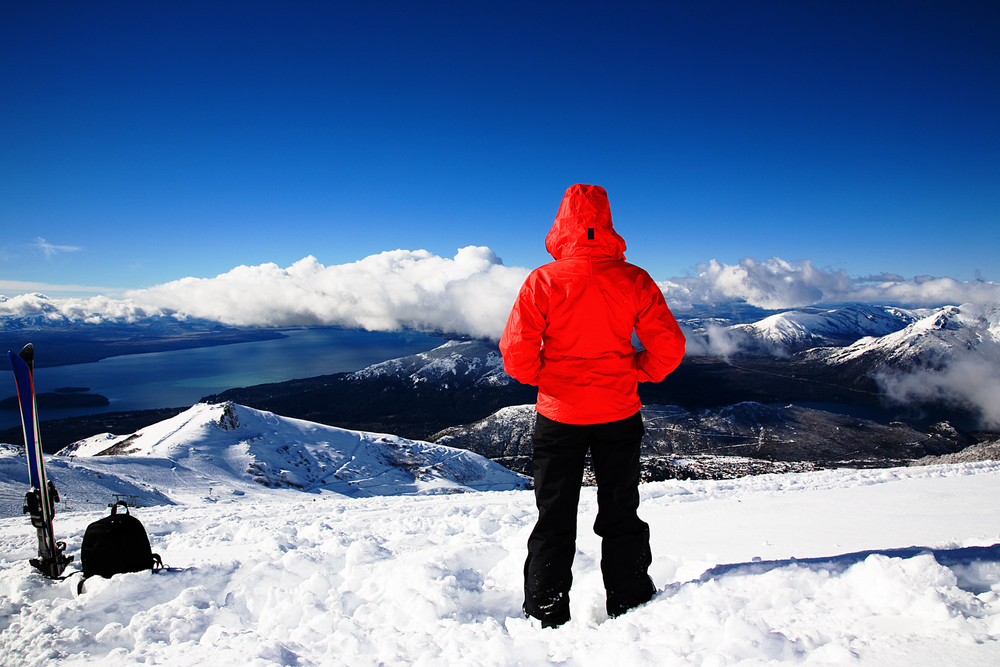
[731, 304, 922, 351]
[0, 403, 528, 517]
[433, 404, 538, 459]
[347, 339, 513, 388]
[813, 303, 1000, 369]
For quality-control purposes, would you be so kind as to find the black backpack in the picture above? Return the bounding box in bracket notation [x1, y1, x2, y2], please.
[80, 501, 163, 582]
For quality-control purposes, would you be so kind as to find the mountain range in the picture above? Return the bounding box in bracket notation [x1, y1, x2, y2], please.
[432, 401, 981, 480]
[3, 302, 997, 480]
[730, 304, 923, 353]
[806, 302, 1000, 371]
[200, 302, 998, 430]
[196, 302, 1000, 478]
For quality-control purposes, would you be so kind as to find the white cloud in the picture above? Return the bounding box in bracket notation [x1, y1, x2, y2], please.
[878, 355, 1000, 430]
[659, 257, 1000, 311]
[679, 323, 776, 359]
[0, 293, 162, 325]
[123, 247, 529, 340]
[3, 250, 999, 345]
[32, 237, 81, 258]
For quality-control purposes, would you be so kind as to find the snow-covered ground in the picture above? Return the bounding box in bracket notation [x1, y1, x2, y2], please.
[2, 456, 1000, 665]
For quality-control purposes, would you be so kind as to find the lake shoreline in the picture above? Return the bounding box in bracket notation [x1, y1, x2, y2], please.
[1, 328, 444, 431]
[2, 324, 292, 369]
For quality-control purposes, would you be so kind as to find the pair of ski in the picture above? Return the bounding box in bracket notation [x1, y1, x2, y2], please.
[8, 343, 73, 578]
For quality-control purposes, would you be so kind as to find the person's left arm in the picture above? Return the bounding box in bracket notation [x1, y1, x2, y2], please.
[500, 275, 546, 385]
[633, 273, 685, 382]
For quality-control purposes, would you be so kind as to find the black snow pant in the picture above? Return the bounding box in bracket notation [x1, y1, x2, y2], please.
[523, 411, 655, 625]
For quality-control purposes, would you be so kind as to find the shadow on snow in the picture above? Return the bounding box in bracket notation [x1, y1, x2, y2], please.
[695, 543, 1000, 594]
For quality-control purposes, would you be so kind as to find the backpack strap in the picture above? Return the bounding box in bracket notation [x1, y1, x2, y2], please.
[152, 554, 163, 573]
[110, 500, 130, 516]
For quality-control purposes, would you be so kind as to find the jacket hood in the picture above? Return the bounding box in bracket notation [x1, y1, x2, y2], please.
[545, 184, 627, 261]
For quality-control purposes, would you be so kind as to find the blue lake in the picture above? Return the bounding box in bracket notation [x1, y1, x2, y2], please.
[1, 328, 441, 429]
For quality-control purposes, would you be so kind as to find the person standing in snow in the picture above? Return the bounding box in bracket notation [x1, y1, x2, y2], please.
[500, 183, 686, 628]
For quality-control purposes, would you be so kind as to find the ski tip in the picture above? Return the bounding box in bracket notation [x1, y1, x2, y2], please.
[18, 343, 34, 366]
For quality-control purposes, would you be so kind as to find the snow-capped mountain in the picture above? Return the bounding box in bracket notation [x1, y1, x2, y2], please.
[810, 303, 1000, 371]
[347, 339, 514, 388]
[783, 304, 1000, 428]
[0, 402, 527, 518]
[433, 404, 537, 459]
[200, 303, 1000, 445]
[730, 304, 922, 352]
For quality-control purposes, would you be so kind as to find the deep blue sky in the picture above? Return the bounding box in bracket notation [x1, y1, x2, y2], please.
[1, 0, 997, 296]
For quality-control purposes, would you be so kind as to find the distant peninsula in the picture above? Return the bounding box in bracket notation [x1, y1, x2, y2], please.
[0, 392, 110, 411]
[0, 323, 287, 368]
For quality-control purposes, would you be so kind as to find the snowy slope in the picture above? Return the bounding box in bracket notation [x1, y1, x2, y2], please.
[815, 303, 1000, 370]
[0, 402, 528, 517]
[348, 339, 513, 388]
[732, 304, 921, 351]
[433, 404, 538, 458]
[2, 462, 1000, 665]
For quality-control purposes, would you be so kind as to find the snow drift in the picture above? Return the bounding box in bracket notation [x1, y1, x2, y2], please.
[1, 460, 999, 665]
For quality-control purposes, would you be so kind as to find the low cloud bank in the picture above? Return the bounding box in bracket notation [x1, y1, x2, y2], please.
[878, 357, 1000, 430]
[658, 257, 1000, 311]
[2, 250, 998, 343]
[127, 247, 528, 340]
[1, 247, 527, 340]
[679, 323, 783, 359]
[0, 293, 161, 325]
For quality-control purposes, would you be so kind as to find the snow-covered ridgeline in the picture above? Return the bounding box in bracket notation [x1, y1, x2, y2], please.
[1, 462, 999, 665]
[815, 303, 1000, 367]
[731, 304, 923, 350]
[793, 304, 1000, 429]
[347, 339, 513, 388]
[0, 403, 528, 518]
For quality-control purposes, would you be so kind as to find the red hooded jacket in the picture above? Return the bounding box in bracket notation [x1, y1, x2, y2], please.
[500, 184, 686, 425]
